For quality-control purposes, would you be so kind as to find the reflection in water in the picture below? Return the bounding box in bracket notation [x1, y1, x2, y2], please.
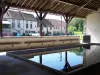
[59, 52, 62, 61]
[29, 47, 83, 71]
[69, 47, 83, 56]
[39, 55, 42, 64]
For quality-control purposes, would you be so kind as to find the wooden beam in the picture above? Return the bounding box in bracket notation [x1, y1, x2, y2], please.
[75, 0, 94, 16]
[35, 11, 47, 37]
[80, 0, 94, 9]
[40, 22, 43, 37]
[16, 0, 20, 5]
[30, 0, 38, 8]
[68, 16, 73, 24]
[57, 4, 66, 12]
[35, 12, 47, 37]
[63, 15, 68, 35]
[0, 7, 3, 37]
[35, 10, 40, 19]
[63, 14, 73, 35]
[40, 55, 42, 64]
[11, 0, 14, 4]
[59, 0, 96, 11]
[64, 51, 72, 70]
[21, 0, 27, 6]
[63, 7, 77, 14]
[39, 0, 47, 9]
[26, 0, 33, 7]
[0, 0, 9, 37]
[44, 0, 56, 9]
[42, 12, 48, 19]
[34, 0, 43, 9]
[39, 12, 43, 37]
[3, 6, 9, 14]
[51, 2, 60, 10]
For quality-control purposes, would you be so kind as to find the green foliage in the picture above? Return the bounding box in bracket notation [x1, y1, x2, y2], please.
[68, 18, 84, 39]
[68, 18, 84, 32]
[22, 33, 25, 36]
[68, 25, 77, 32]
[69, 47, 83, 56]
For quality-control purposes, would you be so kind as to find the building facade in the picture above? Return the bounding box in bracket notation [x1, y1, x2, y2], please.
[3, 10, 37, 36]
[48, 19, 66, 35]
[3, 10, 66, 36]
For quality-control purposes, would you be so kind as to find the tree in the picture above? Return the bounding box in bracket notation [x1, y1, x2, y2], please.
[69, 18, 84, 32]
[69, 47, 83, 56]
[68, 25, 77, 32]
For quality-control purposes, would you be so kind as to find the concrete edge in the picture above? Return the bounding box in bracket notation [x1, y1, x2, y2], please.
[7, 52, 67, 75]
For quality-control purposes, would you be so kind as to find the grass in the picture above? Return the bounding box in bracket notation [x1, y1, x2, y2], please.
[74, 32, 83, 40]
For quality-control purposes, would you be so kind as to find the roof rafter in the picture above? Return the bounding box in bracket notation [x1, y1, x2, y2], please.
[51, 2, 60, 10]
[75, 0, 94, 16]
[21, 0, 27, 6]
[39, 0, 47, 9]
[26, 0, 33, 7]
[16, 0, 20, 5]
[30, 0, 38, 8]
[57, 4, 66, 12]
[34, 0, 43, 9]
[77, 0, 94, 12]
[6, 0, 97, 18]
[59, 0, 95, 11]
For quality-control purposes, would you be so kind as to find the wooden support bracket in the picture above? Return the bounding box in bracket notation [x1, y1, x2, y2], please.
[35, 11, 48, 37]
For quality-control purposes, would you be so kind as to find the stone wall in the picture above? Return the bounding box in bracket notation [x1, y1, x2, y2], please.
[0, 36, 80, 52]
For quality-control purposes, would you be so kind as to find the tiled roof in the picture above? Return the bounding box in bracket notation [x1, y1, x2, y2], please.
[48, 19, 66, 27]
[8, 10, 23, 20]
[37, 18, 53, 27]
[6, 10, 36, 21]
[21, 12, 36, 21]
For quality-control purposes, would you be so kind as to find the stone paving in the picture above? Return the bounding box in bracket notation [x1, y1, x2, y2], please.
[0, 55, 57, 75]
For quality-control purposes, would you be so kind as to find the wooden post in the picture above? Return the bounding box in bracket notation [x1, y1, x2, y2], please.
[40, 23, 43, 36]
[63, 15, 73, 35]
[65, 19, 68, 35]
[64, 51, 72, 70]
[47, 27, 49, 36]
[0, 7, 3, 37]
[40, 55, 42, 64]
[83, 49, 86, 65]
[35, 11, 47, 37]
[63, 15, 68, 35]
[65, 52, 67, 64]
[0, 0, 9, 37]
[39, 12, 43, 36]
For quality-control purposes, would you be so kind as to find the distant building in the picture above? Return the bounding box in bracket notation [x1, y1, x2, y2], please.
[21, 12, 37, 34]
[37, 18, 53, 35]
[3, 10, 66, 36]
[37, 19, 66, 36]
[48, 19, 66, 35]
[3, 10, 37, 36]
